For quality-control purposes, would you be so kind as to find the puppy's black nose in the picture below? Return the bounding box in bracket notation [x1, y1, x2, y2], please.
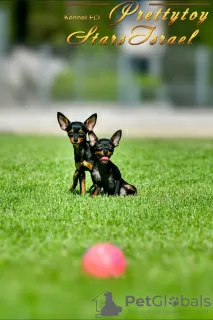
[74, 137, 78, 143]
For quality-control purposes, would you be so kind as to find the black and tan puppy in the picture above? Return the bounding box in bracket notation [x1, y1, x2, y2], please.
[57, 112, 97, 195]
[88, 130, 137, 196]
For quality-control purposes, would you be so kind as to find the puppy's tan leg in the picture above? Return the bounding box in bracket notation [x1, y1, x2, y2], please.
[70, 170, 79, 192]
[79, 171, 86, 196]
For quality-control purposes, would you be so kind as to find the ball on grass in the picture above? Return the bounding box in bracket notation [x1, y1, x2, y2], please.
[83, 243, 126, 278]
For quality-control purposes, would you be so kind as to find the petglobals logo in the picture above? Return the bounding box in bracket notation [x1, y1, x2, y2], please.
[92, 292, 212, 318]
[126, 295, 211, 308]
[93, 292, 122, 318]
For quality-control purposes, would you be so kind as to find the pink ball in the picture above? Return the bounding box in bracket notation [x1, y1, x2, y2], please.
[82, 243, 126, 278]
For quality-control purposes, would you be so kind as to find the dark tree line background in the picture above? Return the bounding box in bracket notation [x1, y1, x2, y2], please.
[0, 0, 212, 47]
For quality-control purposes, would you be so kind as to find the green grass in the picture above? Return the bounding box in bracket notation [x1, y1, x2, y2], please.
[0, 135, 213, 319]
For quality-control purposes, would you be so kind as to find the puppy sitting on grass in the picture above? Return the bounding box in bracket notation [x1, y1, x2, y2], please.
[88, 130, 137, 196]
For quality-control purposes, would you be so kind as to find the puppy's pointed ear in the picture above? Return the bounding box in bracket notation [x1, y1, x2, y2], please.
[88, 131, 98, 147]
[57, 112, 70, 131]
[84, 113, 97, 132]
[111, 130, 122, 147]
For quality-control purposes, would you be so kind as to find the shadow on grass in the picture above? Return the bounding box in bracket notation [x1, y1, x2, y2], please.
[66, 187, 95, 196]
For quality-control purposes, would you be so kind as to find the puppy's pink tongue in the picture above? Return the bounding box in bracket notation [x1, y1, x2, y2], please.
[101, 157, 109, 161]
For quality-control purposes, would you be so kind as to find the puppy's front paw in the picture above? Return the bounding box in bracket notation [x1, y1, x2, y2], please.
[90, 188, 100, 197]
[69, 185, 76, 193]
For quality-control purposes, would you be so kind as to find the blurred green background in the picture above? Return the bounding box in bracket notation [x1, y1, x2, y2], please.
[0, 0, 212, 106]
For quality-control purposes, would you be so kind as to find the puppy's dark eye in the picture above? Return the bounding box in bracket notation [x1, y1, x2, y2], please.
[108, 147, 113, 151]
[68, 132, 73, 137]
[79, 132, 85, 137]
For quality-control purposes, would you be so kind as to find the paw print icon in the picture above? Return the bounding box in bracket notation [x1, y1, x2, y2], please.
[168, 296, 179, 306]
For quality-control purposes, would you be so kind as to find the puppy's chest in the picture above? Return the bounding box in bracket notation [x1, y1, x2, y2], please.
[74, 148, 85, 162]
[74, 146, 93, 171]
[74, 144, 92, 162]
[92, 167, 102, 183]
[92, 167, 113, 187]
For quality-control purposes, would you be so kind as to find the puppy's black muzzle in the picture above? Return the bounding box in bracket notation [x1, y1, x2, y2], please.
[74, 135, 78, 143]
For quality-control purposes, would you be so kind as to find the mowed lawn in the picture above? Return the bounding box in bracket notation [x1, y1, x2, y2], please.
[0, 134, 213, 319]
